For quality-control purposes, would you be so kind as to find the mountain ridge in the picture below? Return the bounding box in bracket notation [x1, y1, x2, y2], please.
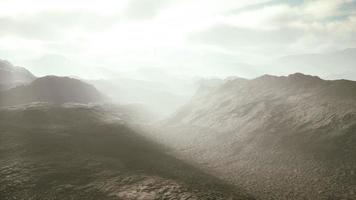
[0, 59, 36, 90]
[158, 72, 356, 199]
[0, 75, 105, 106]
[271, 48, 356, 80]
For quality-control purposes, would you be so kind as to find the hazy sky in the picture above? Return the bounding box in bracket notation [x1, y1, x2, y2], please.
[0, 0, 355, 79]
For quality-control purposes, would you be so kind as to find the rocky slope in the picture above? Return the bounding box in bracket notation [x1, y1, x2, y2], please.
[155, 73, 356, 200]
[0, 76, 105, 106]
[0, 59, 35, 90]
[0, 103, 252, 200]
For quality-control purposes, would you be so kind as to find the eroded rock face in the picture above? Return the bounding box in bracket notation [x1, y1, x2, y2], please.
[158, 73, 356, 200]
[0, 104, 252, 200]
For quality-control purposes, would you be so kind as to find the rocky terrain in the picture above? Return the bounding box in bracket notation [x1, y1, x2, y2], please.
[2, 57, 356, 200]
[0, 103, 252, 200]
[151, 73, 356, 200]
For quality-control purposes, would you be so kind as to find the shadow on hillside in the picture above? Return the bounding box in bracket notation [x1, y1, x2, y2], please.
[0, 105, 254, 200]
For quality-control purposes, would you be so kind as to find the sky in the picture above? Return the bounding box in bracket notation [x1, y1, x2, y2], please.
[0, 0, 355, 79]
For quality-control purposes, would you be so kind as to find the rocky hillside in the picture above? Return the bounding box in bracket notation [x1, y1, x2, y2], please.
[170, 73, 356, 131]
[0, 76, 105, 106]
[157, 73, 356, 200]
[0, 59, 35, 90]
[0, 103, 252, 200]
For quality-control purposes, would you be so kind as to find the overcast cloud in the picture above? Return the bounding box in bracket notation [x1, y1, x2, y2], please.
[0, 0, 355, 79]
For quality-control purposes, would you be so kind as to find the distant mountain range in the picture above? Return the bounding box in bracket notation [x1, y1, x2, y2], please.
[0, 59, 36, 90]
[0, 59, 105, 106]
[90, 77, 198, 118]
[271, 48, 356, 80]
[159, 73, 356, 200]
[0, 76, 105, 106]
